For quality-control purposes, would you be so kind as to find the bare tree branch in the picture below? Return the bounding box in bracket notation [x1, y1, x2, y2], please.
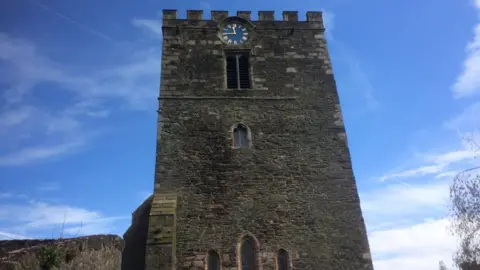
[450, 136, 480, 269]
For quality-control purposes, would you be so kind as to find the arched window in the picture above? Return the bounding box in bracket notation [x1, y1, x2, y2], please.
[241, 236, 256, 270]
[233, 123, 249, 149]
[277, 249, 289, 270]
[207, 250, 221, 270]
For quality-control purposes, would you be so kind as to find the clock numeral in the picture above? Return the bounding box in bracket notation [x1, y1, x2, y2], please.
[242, 36, 247, 40]
[241, 28, 246, 31]
[228, 39, 232, 44]
[227, 25, 232, 28]
[223, 36, 228, 40]
[234, 40, 237, 44]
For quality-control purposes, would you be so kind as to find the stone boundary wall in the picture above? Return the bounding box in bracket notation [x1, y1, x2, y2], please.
[0, 234, 124, 270]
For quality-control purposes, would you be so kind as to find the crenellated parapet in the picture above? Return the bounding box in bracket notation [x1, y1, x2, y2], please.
[161, 10, 325, 30]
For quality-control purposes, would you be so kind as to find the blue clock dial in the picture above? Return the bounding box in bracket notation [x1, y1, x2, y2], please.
[221, 23, 249, 44]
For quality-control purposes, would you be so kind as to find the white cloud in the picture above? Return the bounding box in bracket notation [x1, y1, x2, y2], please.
[424, 149, 477, 165]
[0, 193, 14, 199]
[0, 32, 159, 108]
[325, 12, 379, 111]
[436, 170, 459, 179]
[452, 3, 480, 98]
[362, 177, 456, 270]
[0, 140, 86, 166]
[378, 147, 476, 182]
[63, 221, 120, 236]
[0, 231, 27, 240]
[445, 101, 480, 133]
[370, 219, 457, 270]
[362, 181, 449, 219]
[321, 9, 335, 36]
[0, 27, 160, 165]
[132, 18, 163, 37]
[37, 182, 61, 192]
[0, 192, 28, 200]
[33, 2, 113, 42]
[0, 200, 128, 239]
[0, 106, 33, 127]
[379, 164, 446, 182]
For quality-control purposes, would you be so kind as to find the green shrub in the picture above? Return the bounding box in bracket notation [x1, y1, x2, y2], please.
[38, 245, 61, 270]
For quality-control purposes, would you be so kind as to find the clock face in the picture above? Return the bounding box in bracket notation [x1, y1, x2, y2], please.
[221, 23, 249, 44]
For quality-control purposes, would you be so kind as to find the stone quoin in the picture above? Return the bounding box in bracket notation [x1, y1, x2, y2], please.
[121, 9, 375, 270]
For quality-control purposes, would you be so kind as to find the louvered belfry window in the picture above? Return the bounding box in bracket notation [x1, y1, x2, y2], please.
[226, 52, 251, 89]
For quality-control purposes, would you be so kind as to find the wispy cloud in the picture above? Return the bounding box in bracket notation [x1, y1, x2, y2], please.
[0, 141, 86, 166]
[37, 182, 61, 192]
[362, 181, 449, 220]
[369, 219, 457, 270]
[361, 176, 455, 269]
[424, 149, 477, 164]
[32, 1, 113, 42]
[0, 231, 27, 240]
[363, 125, 479, 269]
[452, 2, 480, 98]
[0, 192, 28, 200]
[444, 101, 480, 133]
[0, 32, 159, 107]
[324, 11, 379, 111]
[132, 18, 163, 38]
[0, 199, 128, 239]
[0, 22, 160, 165]
[321, 9, 335, 39]
[0, 105, 33, 126]
[377, 147, 476, 182]
[435, 170, 459, 179]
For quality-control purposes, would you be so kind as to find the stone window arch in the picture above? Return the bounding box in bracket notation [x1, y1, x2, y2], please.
[237, 233, 260, 270]
[276, 249, 290, 270]
[207, 250, 221, 270]
[231, 123, 251, 149]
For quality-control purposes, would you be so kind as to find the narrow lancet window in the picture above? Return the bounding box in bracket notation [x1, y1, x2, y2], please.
[277, 249, 289, 270]
[241, 237, 256, 270]
[207, 250, 221, 270]
[233, 124, 249, 149]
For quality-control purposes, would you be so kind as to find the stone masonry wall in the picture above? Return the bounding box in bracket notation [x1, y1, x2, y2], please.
[0, 235, 123, 270]
[0, 240, 55, 258]
[147, 10, 374, 270]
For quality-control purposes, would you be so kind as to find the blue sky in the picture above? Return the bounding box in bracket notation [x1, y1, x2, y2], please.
[0, 0, 479, 269]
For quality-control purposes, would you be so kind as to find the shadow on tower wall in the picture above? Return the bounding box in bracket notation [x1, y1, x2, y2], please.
[121, 194, 153, 270]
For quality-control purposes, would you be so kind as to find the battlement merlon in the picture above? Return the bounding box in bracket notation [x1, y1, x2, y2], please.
[161, 9, 325, 30]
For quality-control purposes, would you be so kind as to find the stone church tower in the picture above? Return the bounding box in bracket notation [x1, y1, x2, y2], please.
[122, 9, 374, 270]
